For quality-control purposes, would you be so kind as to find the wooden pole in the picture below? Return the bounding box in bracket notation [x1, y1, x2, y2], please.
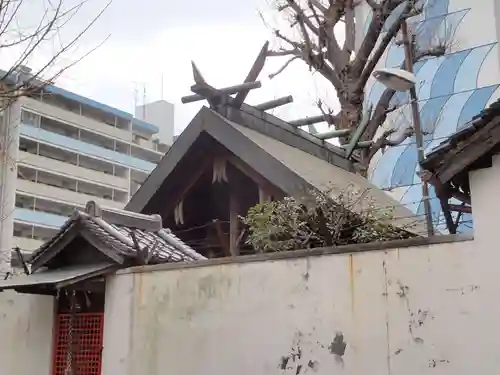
[289, 114, 340, 127]
[316, 129, 351, 140]
[229, 190, 240, 256]
[233, 41, 269, 108]
[258, 186, 271, 203]
[181, 81, 262, 104]
[254, 95, 294, 111]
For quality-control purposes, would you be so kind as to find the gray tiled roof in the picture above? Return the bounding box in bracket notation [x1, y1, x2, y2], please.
[425, 98, 500, 160]
[30, 210, 205, 266]
[422, 98, 500, 173]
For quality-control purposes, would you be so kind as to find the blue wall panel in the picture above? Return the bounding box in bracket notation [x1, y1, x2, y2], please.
[365, 1, 498, 233]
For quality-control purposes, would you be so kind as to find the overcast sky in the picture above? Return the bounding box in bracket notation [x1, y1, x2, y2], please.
[20, 0, 339, 135]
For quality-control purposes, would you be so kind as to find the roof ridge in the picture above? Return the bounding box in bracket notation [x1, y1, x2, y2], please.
[84, 200, 162, 231]
[215, 106, 353, 171]
[234, 103, 346, 157]
[83, 212, 137, 248]
[82, 203, 205, 261]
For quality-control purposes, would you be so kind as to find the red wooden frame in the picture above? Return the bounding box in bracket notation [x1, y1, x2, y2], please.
[52, 313, 104, 375]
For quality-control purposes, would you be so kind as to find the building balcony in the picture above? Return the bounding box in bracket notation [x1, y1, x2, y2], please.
[21, 96, 134, 142]
[20, 123, 156, 172]
[16, 179, 124, 209]
[18, 151, 129, 191]
[13, 208, 67, 229]
[42, 85, 160, 134]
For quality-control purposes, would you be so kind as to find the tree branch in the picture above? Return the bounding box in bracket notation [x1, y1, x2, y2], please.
[366, 126, 414, 161]
[323, 19, 346, 70]
[351, 0, 406, 77]
[296, 13, 315, 59]
[316, 98, 341, 126]
[414, 45, 446, 60]
[362, 89, 397, 143]
[309, 0, 327, 13]
[285, 0, 320, 35]
[274, 29, 302, 50]
[314, 0, 347, 70]
[356, 2, 412, 91]
[343, 1, 356, 58]
[269, 56, 299, 79]
[365, 0, 380, 9]
[267, 49, 300, 57]
[273, 28, 342, 89]
[0, 0, 110, 105]
[313, 57, 343, 89]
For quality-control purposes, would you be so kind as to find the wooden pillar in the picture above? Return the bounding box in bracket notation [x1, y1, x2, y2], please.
[229, 189, 240, 256]
[259, 185, 271, 203]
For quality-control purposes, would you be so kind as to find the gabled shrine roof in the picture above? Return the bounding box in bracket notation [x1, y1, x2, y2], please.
[127, 106, 427, 235]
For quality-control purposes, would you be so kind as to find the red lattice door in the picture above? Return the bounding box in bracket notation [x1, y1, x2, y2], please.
[52, 313, 104, 375]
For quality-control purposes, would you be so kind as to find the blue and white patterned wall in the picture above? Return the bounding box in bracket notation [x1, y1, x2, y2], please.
[358, 0, 500, 233]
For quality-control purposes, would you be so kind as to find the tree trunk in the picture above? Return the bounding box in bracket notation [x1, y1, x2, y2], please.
[338, 71, 365, 144]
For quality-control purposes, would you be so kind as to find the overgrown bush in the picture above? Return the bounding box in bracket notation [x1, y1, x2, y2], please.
[241, 185, 413, 253]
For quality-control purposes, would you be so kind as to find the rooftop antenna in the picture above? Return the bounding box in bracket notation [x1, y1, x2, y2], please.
[142, 85, 146, 120]
[161, 72, 164, 100]
[133, 83, 138, 117]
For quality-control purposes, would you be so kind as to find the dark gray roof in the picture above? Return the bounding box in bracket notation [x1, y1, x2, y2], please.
[127, 106, 426, 235]
[29, 208, 205, 272]
[0, 263, 116, 291]
[3, 202, 205, 294]
[421, 97, 500, 183]
[426, 98, 500, 158]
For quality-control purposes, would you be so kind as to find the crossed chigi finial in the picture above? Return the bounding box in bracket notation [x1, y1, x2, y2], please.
[181, 41, 294, 112]
[180, 40, 373, 159]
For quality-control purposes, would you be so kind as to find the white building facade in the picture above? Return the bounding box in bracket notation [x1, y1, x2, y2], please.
[3, 84, 174, 253]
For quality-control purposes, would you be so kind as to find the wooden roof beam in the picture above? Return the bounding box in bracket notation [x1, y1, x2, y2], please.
[181, 81, 262, 104]
[254, 95, 293, 111]
[191, 61, 207, 85]
[289, 114, 340, 127]
[232, 41, 269, 108]
[84, 201, 163, 232]
[315, 129, 351, 140]
[343, 140, 372, 149]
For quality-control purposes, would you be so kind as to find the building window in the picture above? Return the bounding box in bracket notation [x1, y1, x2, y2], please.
[21, 110, 40, 127]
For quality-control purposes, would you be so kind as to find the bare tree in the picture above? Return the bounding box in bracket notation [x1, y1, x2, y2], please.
[0, 0, 111, 104]
[0, 0, 110, 276]
[266, 0, 451, 169]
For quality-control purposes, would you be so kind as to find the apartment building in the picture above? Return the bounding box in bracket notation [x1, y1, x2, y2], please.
[5, 83, 174, 253]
